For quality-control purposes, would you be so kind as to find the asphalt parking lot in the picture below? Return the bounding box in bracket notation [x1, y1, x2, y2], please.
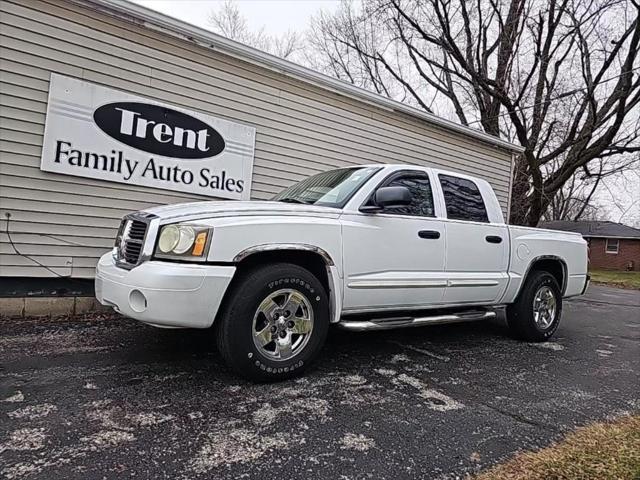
[1, 285, 638, 479]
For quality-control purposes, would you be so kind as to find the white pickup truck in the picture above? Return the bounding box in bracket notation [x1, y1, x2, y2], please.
[96, 164, 589, 381]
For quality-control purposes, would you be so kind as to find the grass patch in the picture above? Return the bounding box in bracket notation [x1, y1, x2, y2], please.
[475, 415, 640, 480]
[590, 270, 640, 290]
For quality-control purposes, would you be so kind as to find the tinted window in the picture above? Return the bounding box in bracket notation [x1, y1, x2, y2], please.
[378, 173, 435, 217]
[439, 174, 489, 222]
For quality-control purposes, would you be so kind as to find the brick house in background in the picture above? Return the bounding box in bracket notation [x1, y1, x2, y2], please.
[541, 221, 640, 271]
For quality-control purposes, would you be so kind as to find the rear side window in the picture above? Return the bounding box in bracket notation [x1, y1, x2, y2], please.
[439, 174, 489, 222]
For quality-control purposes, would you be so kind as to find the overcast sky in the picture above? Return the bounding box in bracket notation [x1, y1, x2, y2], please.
[131, 0, 340, 35]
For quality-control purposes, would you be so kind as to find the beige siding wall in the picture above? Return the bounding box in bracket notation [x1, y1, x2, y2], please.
[0, 0, 514, 278]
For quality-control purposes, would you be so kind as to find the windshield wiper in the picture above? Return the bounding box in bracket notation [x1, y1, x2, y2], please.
[277, 198, 311, 204]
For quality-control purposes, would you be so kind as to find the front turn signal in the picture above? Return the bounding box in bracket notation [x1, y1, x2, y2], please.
[192, 231, 208, 256]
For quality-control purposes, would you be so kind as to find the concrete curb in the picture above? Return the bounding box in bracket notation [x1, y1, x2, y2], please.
[1, 297, 111, 318]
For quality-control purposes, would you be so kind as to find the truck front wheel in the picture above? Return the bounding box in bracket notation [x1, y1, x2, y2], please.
[215, 263, 330, 382]
[507, 271, 562, 342]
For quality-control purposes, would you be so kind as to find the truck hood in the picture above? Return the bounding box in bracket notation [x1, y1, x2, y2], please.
[142, 200, 342, 222]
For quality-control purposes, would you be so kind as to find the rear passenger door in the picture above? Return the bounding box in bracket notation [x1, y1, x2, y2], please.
[437, 174, 509, 304]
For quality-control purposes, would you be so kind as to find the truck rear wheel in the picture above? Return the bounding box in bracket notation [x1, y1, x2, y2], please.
[507, 271, 562, 342]
[215, 263, 329, 382]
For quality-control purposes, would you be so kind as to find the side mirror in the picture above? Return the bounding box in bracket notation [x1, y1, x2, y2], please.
[360, 186, 412, 212]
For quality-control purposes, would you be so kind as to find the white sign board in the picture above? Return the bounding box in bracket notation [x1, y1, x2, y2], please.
[41, 74, 256, 200]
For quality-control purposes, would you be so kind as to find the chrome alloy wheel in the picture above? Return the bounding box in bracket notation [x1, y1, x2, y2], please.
[533, 285, 557, 330]
[252, 289, 314, 361]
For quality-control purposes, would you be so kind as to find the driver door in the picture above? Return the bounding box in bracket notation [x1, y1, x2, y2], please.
[341, 170, 447, 312]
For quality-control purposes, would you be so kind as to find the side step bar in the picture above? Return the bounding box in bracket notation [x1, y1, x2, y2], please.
[338, 310, 497, 332]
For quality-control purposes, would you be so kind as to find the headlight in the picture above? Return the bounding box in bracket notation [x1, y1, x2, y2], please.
[173, 226, 195, 254]
[155, 224, 211, 260]
[158, 225, 181, 253]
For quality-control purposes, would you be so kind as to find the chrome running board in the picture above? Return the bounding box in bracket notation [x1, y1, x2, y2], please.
[338, 310, 496, 332]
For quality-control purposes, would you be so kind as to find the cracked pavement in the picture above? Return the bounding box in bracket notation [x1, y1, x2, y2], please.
[1, 285, 638, 479]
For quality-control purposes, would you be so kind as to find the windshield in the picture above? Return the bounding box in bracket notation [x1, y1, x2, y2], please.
[272, 167, 380, 208]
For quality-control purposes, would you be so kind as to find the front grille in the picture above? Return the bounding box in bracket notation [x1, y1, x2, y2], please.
[123, 239, 143, 264]
[128, 220, 147, 241]
[115, 216, 150, 268]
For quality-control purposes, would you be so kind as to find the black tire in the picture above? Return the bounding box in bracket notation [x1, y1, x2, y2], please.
[215, 262, 329, 382]
[506, 270, 562, 342]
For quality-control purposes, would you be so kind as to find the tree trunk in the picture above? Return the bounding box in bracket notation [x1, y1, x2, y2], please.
[508, 159, 530, 225]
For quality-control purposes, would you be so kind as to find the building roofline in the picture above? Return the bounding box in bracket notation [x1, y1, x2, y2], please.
[76, 0, 525, 154]
[583, 235, 640, 240]
[540, 220, 640, 240]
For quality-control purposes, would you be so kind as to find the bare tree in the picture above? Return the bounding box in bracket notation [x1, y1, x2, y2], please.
[543, 165, 605, 221]
[599, 164, 640, 226]
[209, 0, 303, 60]
[308, 0, 640, 226]
[306, 4, 416, 102]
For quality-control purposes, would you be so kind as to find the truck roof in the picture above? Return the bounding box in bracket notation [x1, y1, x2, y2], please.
[345, 163, 481, 180]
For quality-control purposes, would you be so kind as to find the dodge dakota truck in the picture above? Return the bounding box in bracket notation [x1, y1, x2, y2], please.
[96, 164, 590, 381]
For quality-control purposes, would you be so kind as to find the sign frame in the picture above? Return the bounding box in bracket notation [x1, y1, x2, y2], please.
[41, 74, 256, 200]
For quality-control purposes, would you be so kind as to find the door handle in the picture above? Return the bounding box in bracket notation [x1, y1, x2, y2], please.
[485, 235, 503, 244]
[418, 230, 440, 239]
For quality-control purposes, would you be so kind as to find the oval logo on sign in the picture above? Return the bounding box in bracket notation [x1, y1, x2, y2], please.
[93, 102, 225, 159]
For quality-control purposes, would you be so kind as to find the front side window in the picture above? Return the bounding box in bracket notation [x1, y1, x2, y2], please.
[605, 238, 619, 254]
[272, 166, 380, 208]
[378, 173, 435, 217]
[439, 174, 489, 222]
